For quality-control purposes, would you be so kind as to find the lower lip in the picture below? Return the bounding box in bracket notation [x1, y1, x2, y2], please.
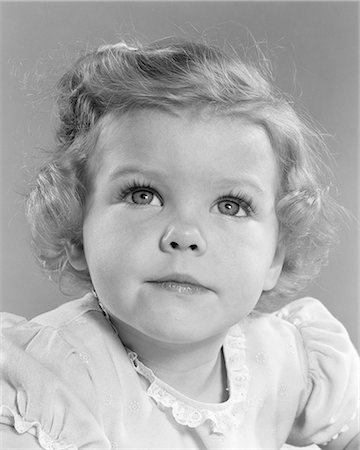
[148, 281, 208, 295]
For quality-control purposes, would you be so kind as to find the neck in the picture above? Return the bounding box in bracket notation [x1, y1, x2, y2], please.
[112, 318, 228, 403]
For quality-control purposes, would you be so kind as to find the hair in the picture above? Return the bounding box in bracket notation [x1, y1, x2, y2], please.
[26, 37, 342, 310]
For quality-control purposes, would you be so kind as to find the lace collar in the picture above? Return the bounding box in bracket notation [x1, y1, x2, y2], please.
[96, 295, 250, 434]
[126, 324, 250, 434]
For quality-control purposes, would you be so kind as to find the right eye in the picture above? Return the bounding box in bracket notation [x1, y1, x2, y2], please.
[123, 188, 162, 207]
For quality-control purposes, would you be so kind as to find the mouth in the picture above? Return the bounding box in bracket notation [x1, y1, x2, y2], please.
[147, 274, 210, 295]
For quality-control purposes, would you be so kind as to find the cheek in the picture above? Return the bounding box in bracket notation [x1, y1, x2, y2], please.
[215, 226, 277, 280]
[83, 214, 158, 276]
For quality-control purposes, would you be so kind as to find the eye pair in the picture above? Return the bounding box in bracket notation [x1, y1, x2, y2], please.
[125, 188, 252, 218]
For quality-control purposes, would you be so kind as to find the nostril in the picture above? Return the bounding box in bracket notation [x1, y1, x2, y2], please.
[167, 241, 199, 251]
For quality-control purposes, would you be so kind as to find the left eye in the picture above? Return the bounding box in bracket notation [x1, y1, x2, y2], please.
[215, 199, 250, 217]
[125, 189, 162, 206]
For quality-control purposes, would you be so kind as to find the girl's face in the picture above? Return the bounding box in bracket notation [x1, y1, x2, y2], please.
[70, 109, 283, 344]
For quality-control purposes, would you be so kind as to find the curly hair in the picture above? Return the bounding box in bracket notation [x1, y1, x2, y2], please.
[26, 38, 342, 309]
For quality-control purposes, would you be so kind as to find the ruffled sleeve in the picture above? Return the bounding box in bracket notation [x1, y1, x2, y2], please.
[0, 312, 110, 450]
[274, 298, 359, 447]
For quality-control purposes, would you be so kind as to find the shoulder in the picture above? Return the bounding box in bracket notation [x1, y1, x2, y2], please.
[0, 293, 100, 341]
[1, 293, 107, 376]
[244, 296, 358, 364]
[31, 292, 100, 328]
[244, 297, 359, 447]
[0, 294, 112, 449]
[0, 293, 121, 387]
[271, 297, 359, 386]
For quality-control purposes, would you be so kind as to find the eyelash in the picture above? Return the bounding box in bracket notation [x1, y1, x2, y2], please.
[216, 191, 256, 216]
[116, 181, 255, 216]
[116, 180, 163, 204]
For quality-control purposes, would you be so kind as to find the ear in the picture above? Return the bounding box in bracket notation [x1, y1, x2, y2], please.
[263, 245, 285, 291]
[65, 241, 88, 271]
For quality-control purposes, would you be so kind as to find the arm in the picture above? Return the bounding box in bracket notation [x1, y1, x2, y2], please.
[0, 423, 43, 449]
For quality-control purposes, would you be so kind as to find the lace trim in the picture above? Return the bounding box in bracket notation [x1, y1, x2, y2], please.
[127, 323, 250, 434]
[319, 408, 359, 446]
[0, 405, 77, 450]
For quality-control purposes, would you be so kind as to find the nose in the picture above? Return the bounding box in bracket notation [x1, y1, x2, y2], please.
[160, 223, 207, 255]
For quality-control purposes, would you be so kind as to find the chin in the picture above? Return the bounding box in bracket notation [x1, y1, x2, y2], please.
[142, 321, 222, 345]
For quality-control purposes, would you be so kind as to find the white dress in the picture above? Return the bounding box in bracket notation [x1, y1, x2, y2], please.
[0, 294, 359, 449]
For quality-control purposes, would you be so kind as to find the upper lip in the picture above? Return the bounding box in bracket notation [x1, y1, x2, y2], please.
[148, 273, 208, 289]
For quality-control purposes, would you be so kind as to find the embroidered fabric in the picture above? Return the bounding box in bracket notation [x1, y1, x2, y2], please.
[0, 405, 77, 450]
[275, 298, 360, 446]
[319, 410, 358, 446]
[97, 294, 358, 444]
[126, 323, 250, 434]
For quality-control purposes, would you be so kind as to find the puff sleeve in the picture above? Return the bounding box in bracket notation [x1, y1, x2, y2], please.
[274, 298, 360, 447]
[0, 313, 110, 450]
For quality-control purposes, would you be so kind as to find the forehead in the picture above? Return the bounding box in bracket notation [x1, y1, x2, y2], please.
[93, 109, 278, 190]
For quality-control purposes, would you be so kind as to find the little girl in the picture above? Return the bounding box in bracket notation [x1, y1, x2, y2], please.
[1, 38, 359, 450]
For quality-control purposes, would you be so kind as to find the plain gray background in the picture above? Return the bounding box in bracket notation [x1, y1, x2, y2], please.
[1, 2, 359, 348]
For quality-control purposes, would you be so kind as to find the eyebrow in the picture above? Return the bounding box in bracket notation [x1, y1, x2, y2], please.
[108, 166, 165, 183]
[108, 166, 268, 196]
[210, 176, 267, 196]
